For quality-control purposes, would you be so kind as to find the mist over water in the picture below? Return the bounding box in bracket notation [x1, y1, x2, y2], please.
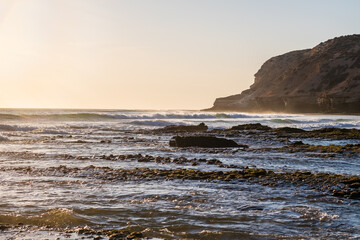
[0, 109, 359, 239]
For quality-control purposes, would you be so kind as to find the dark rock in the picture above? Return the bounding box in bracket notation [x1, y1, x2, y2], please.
[274, 127, 306, 133]
[170, 136, 246, 148]
[290, 141, 305, 146]
[349, 183, 360, 188]
[0, 225, 9, 231]
[349, 191, 360, 199]
[156, 122, 208, 133]
[206, 159, 223, 165]
[231, 123, 272, 131]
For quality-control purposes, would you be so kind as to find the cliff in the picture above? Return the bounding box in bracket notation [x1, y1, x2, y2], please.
[207, 34, 360, 113]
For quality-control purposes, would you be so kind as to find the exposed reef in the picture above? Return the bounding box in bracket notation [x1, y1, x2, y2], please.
[2, 120, 360, 239]
[207, 34, 360, 113]
[280, 141, 360, 154]
[212, 123, 360, 140]
[5, 165, 360, 200]
[154, 122, 360, 156]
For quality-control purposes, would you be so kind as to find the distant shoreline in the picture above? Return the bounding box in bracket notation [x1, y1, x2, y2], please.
[201, 108, 360, 116]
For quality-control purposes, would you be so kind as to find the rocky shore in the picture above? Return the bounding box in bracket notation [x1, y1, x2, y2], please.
[3, 123, 358, 203]
[1, 120, 359, 239]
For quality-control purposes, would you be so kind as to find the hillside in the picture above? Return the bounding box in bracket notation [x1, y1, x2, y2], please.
[207, 35, 360, 113]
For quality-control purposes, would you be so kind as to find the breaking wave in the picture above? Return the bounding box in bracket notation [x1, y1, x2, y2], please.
[0, 208, 91, 228]
[0, 124, 36, 132]
[0, 112, 297, 121]
[0, 113, 22, 120]
[128, 120, 176, 126]
[0, 111, 358, 131]
[268, 118, 300, 124]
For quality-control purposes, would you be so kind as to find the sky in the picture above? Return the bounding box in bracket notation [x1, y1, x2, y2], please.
[0, 0, 359, 110]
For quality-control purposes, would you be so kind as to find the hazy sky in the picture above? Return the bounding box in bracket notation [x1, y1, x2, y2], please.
[0, 0, 359, 109]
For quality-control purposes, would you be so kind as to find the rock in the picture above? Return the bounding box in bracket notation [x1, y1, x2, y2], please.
[274, 127, 306, 133]
[349, 182, 360, 188]
[206, 159, 223, 165]
[169, 136, 247, 148]
[155, 122, 208, 133]
[290, 141, 305, 146]
[206, 34, 360, 113]
[280, 142, 360, 154]
[349, 191, 360, 199]
[108, 233, 125, 240]
[0, 225, 9, 231]
[307, 128, 360, 139]
[231, 123, 272, 131]
[126, 232, 143, 239]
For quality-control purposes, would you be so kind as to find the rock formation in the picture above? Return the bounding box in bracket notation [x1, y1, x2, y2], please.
[169, 136, 246, 148]
[154, 122, 208, 133]
[207, 35, 360, 113]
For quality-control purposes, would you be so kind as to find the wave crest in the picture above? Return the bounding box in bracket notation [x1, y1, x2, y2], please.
[0, 208, 90, 228]
[268, 119, 299, 124]
[0, 124, 36, 132]
[0, 112, 288, 121]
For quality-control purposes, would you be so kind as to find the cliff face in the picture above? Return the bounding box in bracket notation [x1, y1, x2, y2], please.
[208, 35, 360, 113]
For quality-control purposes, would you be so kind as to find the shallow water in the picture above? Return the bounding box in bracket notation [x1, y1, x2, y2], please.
[0, 109, 359, 239]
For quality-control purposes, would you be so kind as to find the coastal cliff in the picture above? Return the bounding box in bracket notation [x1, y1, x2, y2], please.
[207, 35, 360, 113]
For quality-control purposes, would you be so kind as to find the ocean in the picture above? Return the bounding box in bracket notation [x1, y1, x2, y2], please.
[0, 109, 359, 239]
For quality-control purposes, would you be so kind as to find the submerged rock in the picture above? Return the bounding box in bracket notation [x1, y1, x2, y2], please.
[169, 136, 247, 148]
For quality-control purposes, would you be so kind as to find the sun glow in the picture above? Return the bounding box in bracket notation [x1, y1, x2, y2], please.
[0, 0, 358, 109]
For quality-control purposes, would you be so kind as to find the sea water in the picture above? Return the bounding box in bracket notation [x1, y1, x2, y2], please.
[0, 109, 359, 239]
